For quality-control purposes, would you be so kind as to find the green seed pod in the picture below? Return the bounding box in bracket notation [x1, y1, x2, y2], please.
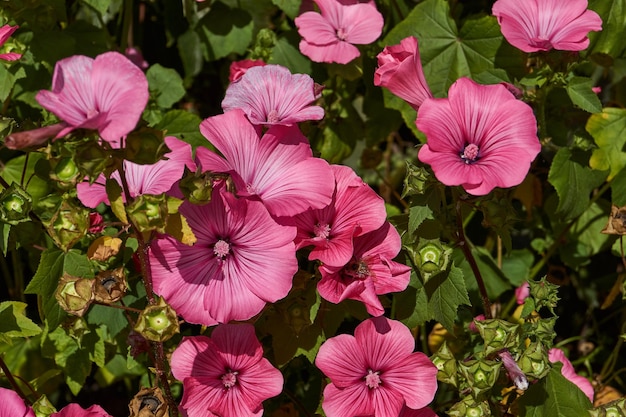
[415, 238, 451, 280]
[474, 319, 520, 356]
[447, 397, 492, 417]
[127, 194, 169, 233]
[430, 341, 458, 387]
[134, 297, 179, 342]
[402, 162, 431, 197]
[518, 341, 551, 379]
[50, 157, 81, 188]
[45, 200, 90, 251]
[0, 183, 32, 225]
[55, 273, 95, 317]
[458, 359, 501, 398]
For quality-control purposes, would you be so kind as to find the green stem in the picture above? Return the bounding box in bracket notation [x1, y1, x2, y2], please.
[120, 0, 133, 52]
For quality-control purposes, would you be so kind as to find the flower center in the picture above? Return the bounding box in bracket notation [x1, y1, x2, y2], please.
[214, 239, 231, 259]
[336, 27, 348, 41]
[345, 260, 370, 280]
[314, 222, 331, 239]
[364, 369, 382, 389]
[266, 109, 280, 124]
[529, 37, 553, 51]
[460, 143, 480, 164]
[221, 370, 238, 389]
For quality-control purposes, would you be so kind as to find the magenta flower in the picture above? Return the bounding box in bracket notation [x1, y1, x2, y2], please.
[149, 184, 297, 325]
[399, 405, 438, 417]
[294, 164, 387, 267]
[51, 404, 112, 417]
[374, 36, 432, 111]
[318, 222, 411, 316]
[36, 52, 149, 145]
[515, 281, 530, 305]
[295, 0, 383, 64]
[315, 316, 438, 417]
[417, 77, 541, 196]
[77, 136, 195, 208]
[171, 324, 283, 417]
[0, 388, 34, 417]
[0, 25, 21, 61]
[228, 59, 266, 83]
[492, 0, 602, 53]
[196, 109, 334, 218]
[222, 64, 323, 126]
[548, 348, 594, 402]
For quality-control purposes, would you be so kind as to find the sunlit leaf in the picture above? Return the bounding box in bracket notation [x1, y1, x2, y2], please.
[566, 76, 602, 114]
[587, 108, 626, 180]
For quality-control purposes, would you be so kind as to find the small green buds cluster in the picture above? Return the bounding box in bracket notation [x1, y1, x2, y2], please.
[528, 277, 560, 312]
[589, 398, 626, 417]
[431, 341, 458, 387]
[414, 238, 452, 280]
[448, 396, 491, 417]
[134, 297, 179, 342]
[474, 319, 520, 356]
[250, 28, 277, 61]
[0, 183, 32, 225]
[55, 273, 95, 317]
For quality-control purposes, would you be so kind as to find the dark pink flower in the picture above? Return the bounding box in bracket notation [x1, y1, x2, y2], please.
[399, 405, 438, 417]
[149, 184, 297, 325]
[315, 316, 438, 417]
[171, 324, 283, 417]
[295, 0, 383, 64]
[0, 388, 34, 417]
[318, 222, 410, 316]
[228, 59, 266, 83]
[88, 212, 104, 233]
[0, 25, 21, 61]
[52, 404, 112, 417]
[124, 47, 149, 70]
[492, 0, 602, 53]
[77, 136, 195, 208]
[294, 164, 387, 267]
[222, 64, 323, 126]
[417, 77, 540, 196]
[374, 36, 432, 111]
[36, 52, 149, 145]
[548, 348, 594, 402]
[515, 281, 530, 305]
[196, 109, 334, 218]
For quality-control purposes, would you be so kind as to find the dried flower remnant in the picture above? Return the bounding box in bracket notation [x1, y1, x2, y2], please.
[601, 205, 626, 235]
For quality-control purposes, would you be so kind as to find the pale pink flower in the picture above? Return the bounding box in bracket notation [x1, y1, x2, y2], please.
[318, 222, 410, 316]
[0, 388, 34, 417]
[374, 36, 432, 111]
[417, 77, 541, 196]
[548, 348, 594, 402]
[77, 136, 195, 208]
[295, 0, 383, 64]
[149, 184, 297, 325]
[52, 404, 112, 417]
[171, 324, 283, 417]
[36, 52, 149, 145]
[0, 25, 21, 61]
[196, 109, 334, 218]
[228, 59, 266, 83]
[222, 64, 323, 126]
[315, 316, 438, 417]
[492, 0, 602, 53]
[294, 164, 387, 267]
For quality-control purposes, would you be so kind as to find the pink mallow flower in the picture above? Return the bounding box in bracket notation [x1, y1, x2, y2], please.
[548, 348, 594, 403]
[492, 0, 602, 53]
[52, 404, 112, 417]
[228, 59, 266, 83]
[222, 64, 323, 126]
[294, 164, 387, 268]
[374, 36, 432, 111]
[77, 136, 195, 208]
[318, 222, 410, 316]
[417, 77, 541, 196]
[0, 25, 22, 61]
[196, 109, 334, 218]
[515, 281, 530, 305]
[36, 52, 149, 145]
[295, 0, 383, 64]
[171, 324, 283, 417]
[315, 316, 438, 417]
[149, 183, 297, 325]
[0, 387, 34, 417]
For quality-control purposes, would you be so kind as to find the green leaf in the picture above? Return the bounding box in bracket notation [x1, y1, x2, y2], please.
[562, 201, 611, 267]
[271, 0, 301, 18]
[146, 64, 186, 109]
[0, 153, 51, 201]
[397, 271, 433, 328]
[0, 301, 42, 344]
[177, 30, 204, 80]
[154, 110, 206, 149]
[381, 89, 423, 140]
[64, 249, 94, 278]
[518, 365, 592, 416]
[86, 304, 127, 338]
[501, 249, 534, 287]
[81, 0, 110, 16]
[408, 205, 434, 236]
[587, 108, 626, 180]
[566, 76, 602, 114]
[197, 1, 253, 61]
[106, 178, 128, 224]
[269, 33, 312, 75]
[548, 148, 608, 220]
[588, 0, 626, 59]
[611, 167, 626, 206]
[424, 263, 471, 331]
[43, 327, 91, 395]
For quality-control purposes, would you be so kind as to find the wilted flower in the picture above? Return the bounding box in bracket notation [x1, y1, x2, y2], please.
[492, 0, 602, 53]
[417, 77, 541, 196]
[0, 25, 21, 61]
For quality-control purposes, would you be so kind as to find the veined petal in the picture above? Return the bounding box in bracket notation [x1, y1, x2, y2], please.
[316, 334, 368, 387]
[295, 12, 340, 45]
[355, 317, 416, 371]
[0, 388, 34, 417]
[321, 383, 375, 417]
[299, 39, 361, 64]
[381, 353, 438, 410]
[342, 2, 383, 44]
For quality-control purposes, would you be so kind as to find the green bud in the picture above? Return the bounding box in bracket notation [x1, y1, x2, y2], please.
[474, 319, 520, 356]
[529, 277, 560, 312]
[45, 200, 90, 251]
[127, 194, 169, 233]
[415, 238, 451, 280]
[32, 394, 58, 417]
[124, 128, 169, 165]
[518, 341, 550, 379]
[134, 297, 179, 342]
[430, 341, 458, 387]
[179, 169, 216, 205]
[458, 359, 501, 397]
[447, 397, 491, 417]
[0, 183, 32, 225]
[50, 157, 80, 187]
[55, 273, 95, 317]
[250, 28, 277, 61]
[529, 316, 558, 345]
[402, 162, 431, 197]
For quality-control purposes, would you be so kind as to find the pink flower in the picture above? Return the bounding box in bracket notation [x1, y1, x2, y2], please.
[399, 405, 438, 417]
[88, 212, 104, 233]
[374, 36, 432, 111]
[294, 164, 387, 267]
[318, 222, 410, 316]
[315, 316, 438, 417]
[548, 348, 594, 402]
[228, 59, 266, 83]
[492, 0, 602, 53]
[515, 281, 530, 305]
[149, 184, 297, 325]
[36, 52, 149, 145]
[171, 324, 283, 417]
[52, 404, 112, 417]
[196, 109, 334, 218]
[124, 47, 149, 70]
[77, 136, 195, 208]
[222, 64, 324, 126]
[0, 25, 22, 61]
[295, 0, 383, 64]
[0, 388, 34, 417]
[417, 77, 541, 196]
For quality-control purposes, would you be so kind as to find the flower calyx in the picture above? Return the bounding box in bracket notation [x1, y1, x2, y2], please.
[55, 273, 95, 317]
[129, 387, 168, 417]
[0, 182, 32, 225]
[134, 296, 179, 342]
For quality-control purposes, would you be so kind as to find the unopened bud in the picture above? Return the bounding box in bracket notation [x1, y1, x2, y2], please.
[402, 162, 431, 197]
[529, 277, 560, 311]
[51, 157, 80, 186]
[415, 238, 451, 280]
